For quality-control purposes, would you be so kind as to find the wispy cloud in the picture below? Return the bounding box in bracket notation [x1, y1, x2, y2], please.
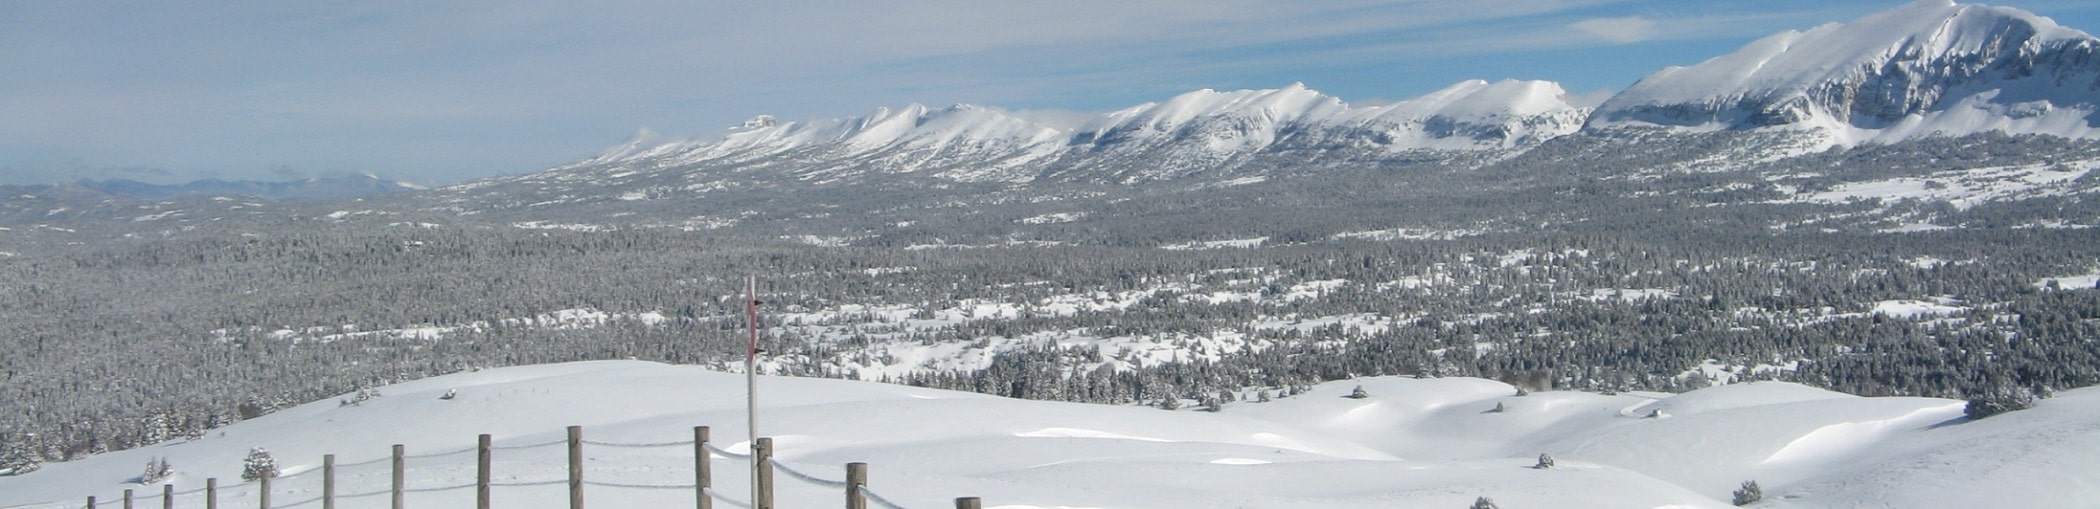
[1571, 16, 1660, 43]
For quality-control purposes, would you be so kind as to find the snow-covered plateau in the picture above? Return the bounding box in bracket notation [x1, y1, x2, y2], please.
[2, 361, 2095, 509]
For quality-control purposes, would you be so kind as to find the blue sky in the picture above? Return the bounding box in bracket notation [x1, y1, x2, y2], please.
[3, 0, 2097, 186]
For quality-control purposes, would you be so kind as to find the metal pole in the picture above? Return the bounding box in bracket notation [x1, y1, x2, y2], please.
[745, 276, 761, 509]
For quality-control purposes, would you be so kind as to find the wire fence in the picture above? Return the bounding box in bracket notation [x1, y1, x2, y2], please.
[769, 458, 849, 489]
[765, 457, 912, 509]
[21, 425, 974, 509]
[704, 443, 751, 459]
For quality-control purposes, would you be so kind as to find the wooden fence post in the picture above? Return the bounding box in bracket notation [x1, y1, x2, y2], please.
[753, 437, 774, 509]
[955, 497, 982, 509]
[322, 454, 335, 509]
[259, 475, 271, 509]
[162, 484, 173, 509]
[85, 496, 96, 509]
[568, 426, 584, 509]
[694, 426, 712, 509]
[846, 462, 867, 509]
[390, 445, 404, 509]
[206, 478, 217, 509]
[122, 489, 132, 509]
[478, 434, 492, 509]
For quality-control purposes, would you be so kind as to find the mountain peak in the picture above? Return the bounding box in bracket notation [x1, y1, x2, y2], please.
[1588, 1, 2100, 144]
[1389, 79, 1578, 118]
[1083, 84, 1349, 135]
[738, 115, 779, 129]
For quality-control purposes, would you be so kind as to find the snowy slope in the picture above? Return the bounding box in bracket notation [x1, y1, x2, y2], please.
[1589, 0, 2100, 146]
[6, 361, 2100, 508]
[1331, 79, 1592, 150]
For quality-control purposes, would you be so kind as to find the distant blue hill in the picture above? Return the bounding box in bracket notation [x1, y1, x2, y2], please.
[80, 174, 423, 202]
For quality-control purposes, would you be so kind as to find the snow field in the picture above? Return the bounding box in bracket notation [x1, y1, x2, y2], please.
[8, 361, 2100, 508]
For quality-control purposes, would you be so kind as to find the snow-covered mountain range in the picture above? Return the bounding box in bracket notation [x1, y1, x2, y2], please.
[1588, 0, 2100, 147]
[557, 79, 1588, 185]
[527, 0, 2100, 188]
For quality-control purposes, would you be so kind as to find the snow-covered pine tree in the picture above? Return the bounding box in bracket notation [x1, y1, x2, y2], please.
[1964, 386, 2036, 420]
[140, 456, 172, 484]
[1156, 397, 1181, 410]
[142, 413, 173, 445]
[1470, 496, 1499, 509]
[241, 447, 279, 481]
[1346, 385, 1369, 399]
[1533, 453, 1555, 469]
[1732, 480, 1763, 506]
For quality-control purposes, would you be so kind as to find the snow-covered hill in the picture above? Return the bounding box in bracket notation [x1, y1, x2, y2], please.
[1588, 0, 2100, 148]
[4, 361, 2097, 508]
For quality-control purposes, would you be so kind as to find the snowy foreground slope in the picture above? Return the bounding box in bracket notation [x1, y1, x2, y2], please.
[5, 362, 2098, 509]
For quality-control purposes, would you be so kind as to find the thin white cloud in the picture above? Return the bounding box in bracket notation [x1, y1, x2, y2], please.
[1570, 16, 1660, 43]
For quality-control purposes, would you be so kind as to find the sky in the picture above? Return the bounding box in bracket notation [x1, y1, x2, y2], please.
[3, 0, 2098, 187]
